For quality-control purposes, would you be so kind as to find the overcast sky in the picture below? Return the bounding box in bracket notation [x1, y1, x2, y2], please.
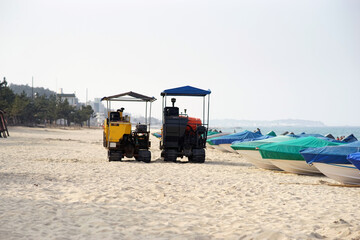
[1, 0, 359, 126]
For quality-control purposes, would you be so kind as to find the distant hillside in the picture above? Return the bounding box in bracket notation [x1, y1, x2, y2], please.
[210, 119, 325, 128]
[9, 83, 56, 97]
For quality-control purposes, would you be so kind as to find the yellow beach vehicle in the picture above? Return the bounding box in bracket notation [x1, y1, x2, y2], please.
[101, 92, 156, 162]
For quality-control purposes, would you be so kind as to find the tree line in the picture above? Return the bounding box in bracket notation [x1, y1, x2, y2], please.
[0, 79, 94, 127]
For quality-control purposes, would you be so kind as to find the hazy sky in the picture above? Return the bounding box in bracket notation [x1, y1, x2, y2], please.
[1, 0, 359, 126]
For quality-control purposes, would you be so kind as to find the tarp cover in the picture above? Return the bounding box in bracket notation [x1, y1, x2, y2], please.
[152, 132, 162, 138]
[342, 134, 358, 143]
[207, 130, 263, 145]
[231, 135, 273, 145]
[347, 152, 360, 170]
[300, 141, 360, 164]
[298, 133, 324, 138]
[258, 136, 343, 160]
[231, 135, 295, 151]
[208, 131, 222, 136]
[161, 85, 211, 96]
[267, 131, 277, 137]
[207, 132, 230, 139]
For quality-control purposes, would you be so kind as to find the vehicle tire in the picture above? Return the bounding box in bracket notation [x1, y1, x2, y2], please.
[191, 149, 205, 163]
[138, 150, 151, 163]
[103, 133, 107, 147]
[108, 150, 121, 162]
[163, 149, 177, 162]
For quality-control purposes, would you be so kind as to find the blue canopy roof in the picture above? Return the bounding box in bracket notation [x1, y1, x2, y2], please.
[161, 85, 211, 96]
[300, 141, 360, 164]
[207, 130, 263, 145]
[347, 152, 360, 170]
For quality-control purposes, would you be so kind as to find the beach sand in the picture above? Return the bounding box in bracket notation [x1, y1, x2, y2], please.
[1, 127, 360, 239]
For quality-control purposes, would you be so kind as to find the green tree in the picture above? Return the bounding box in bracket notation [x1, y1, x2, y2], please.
[56, 98, 74, 126]
[33, 94, 51, 124]
[0, 80, 15, 114]
[10, 92, 30, 124]
[46, 95, 57, 125]
[71, 105, 94, 127]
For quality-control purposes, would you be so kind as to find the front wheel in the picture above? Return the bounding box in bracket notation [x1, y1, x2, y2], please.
[138, 150, 151, 163]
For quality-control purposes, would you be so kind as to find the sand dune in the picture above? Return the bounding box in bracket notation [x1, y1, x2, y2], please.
[1, 127, 360, 239]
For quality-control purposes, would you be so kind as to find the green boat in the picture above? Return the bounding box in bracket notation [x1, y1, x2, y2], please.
[258, 136, 344, 175]
[231, 135, 295, 170]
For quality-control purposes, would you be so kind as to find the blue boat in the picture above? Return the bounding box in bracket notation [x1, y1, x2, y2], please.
[207, 130, 264, 152]
[347, 152, 360, 171]
[300, 141, 360, 184]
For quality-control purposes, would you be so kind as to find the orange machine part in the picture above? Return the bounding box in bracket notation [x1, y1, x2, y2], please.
[186, 117, 202, 132]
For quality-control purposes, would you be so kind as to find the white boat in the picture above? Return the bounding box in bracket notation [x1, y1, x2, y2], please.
[236, 149, 282, 170]
[269, 159, 322, 175]
[259, 137, 342, 175]
[219, 144, 238, 153]
[211, 144, 230, 152]
[312, 162, 360, 185]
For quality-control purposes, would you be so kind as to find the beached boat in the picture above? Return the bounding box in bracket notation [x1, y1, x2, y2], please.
[300, 142, 360, 184]
[347, 152, 360, 170]
[231, 135, 295, 170]
[206, 132, 231, 150]
[207, 130, 263, 153]
[220, 131, 277, 153]
[342, 134, 358, 143]
[259, 136, 343, 175]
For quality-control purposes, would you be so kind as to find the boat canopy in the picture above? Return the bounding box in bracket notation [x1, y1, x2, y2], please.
[300, 141, 360, 164]
[231, 135, 295, 151]
[161, 85, 211, 96]
[347, 152, 360, 170]
[258, 136, 343, 160]
[207, 130, 263, 145]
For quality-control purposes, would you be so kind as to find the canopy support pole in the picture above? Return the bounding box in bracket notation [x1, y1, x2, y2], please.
[203, 96, 205, 125]
[207, 94, 210, 128]
[149, 101, 152, 130]
[145, 101, 148, 125]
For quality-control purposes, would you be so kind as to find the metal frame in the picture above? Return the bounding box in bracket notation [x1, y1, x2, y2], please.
[161, 93, 211, 129]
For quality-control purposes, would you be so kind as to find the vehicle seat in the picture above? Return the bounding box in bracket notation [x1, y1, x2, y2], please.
[110, 112, 120, 121]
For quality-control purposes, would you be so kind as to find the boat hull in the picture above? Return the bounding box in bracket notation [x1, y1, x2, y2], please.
[269, 159, 322, 175]
[211, 144, 230, 153]
[237, 150, 282, 170]
[313, 163, 360, 185]
[219, 144, 237, 153]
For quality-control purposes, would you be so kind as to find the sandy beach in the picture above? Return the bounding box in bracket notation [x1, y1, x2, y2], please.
[1, 127, 360, 239]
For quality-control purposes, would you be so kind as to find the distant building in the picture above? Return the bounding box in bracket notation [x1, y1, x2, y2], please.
[89, 98, 107, 126]
[56, 88, 79, 107]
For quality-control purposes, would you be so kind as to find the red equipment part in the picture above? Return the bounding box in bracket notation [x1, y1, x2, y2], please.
[186, 117, 202, 132]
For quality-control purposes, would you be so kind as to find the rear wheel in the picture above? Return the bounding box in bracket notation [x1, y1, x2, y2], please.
[108, 150, 122, 162]
[191, 149, 205, 163]
[163, 149, 177, 162]
[103, 133, 107, 147]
